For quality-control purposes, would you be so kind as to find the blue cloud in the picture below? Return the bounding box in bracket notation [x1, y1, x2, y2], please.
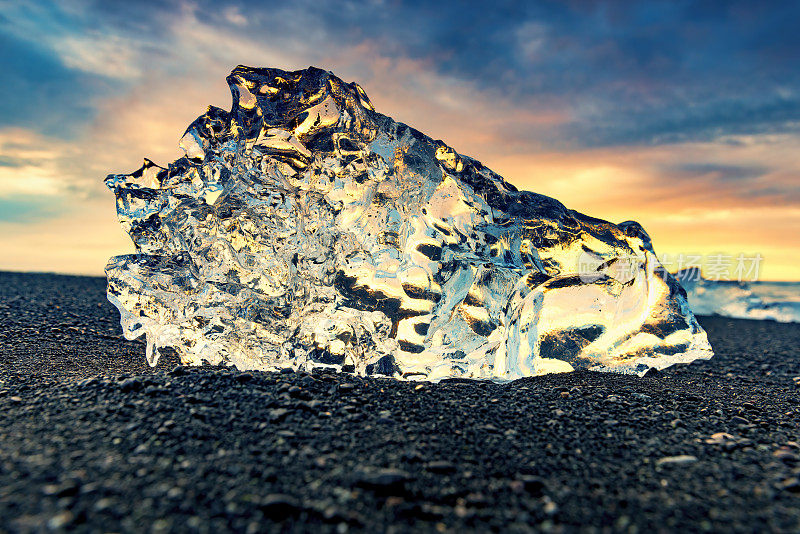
[0, 156, 24, 167]
[199, 0, 800, 147]
[671, 164, 768, 182]
[2, 0, 800, 148]
[0, 195, 68, 223]
[0, 30, 104, 138]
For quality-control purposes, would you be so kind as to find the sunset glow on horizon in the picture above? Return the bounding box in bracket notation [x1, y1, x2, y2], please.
[0, 0, 798, 280]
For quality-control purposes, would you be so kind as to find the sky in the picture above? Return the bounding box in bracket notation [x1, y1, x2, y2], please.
[0, 0, 798, 280]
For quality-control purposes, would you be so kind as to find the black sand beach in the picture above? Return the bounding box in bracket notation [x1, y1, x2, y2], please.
[1, 271, 798, 532]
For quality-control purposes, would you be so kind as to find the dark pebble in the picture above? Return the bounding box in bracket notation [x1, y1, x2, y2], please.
[354, 468, 413, 493]
[425, 461, 457, 474]
[119, 378, 142, 393]
[517, 475, 546, 495]
[259, 494, 301, 519]
[338, 383, 356, 393]
[43, 480, 81, 498]
[47, 511, 75, 529]
[773, 450, 799, 463]
[268, 408, 290, 423]
[235, 372, 253, 383]
[780, 478, 800, 493]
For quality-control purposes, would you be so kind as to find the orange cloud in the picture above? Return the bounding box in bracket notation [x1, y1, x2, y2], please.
[487, 138, 800, 280]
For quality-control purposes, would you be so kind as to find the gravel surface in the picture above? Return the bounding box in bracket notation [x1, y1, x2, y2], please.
[1, 271, 799, 533]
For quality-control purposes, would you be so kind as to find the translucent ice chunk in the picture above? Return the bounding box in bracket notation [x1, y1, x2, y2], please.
[105, 65, 713, 379]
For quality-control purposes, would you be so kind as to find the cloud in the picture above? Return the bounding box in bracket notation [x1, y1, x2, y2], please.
[670, 164, 768, 182]
[0, 129, 72, 197]
[515, 21, 549, 63]
[4, 0, 800, 148]
[0, 0, 798, 279]
[0, 195, 68, 222]
[494, 132, 800, 217]
[0, 2, 572, 202]
[0, 30, 103, 137]
[222, 5, 247, 26]
[59, 32, 145, 79]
